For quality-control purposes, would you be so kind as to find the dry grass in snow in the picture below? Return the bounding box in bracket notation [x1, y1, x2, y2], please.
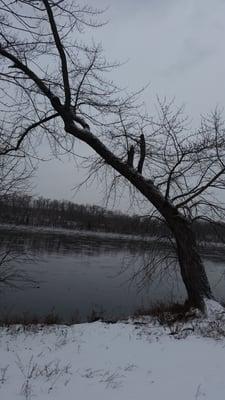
[0, 301, 225, 399]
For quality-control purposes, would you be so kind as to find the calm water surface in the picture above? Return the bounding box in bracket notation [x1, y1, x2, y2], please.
[0, 226, 225, 322]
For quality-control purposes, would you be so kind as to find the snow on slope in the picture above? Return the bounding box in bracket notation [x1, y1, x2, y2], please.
[0, 318, 225, 400]
[204, 298, 225, 319]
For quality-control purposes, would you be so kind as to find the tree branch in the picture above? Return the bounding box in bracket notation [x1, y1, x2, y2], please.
[165, 153, 185, 200]
[43, 0, 71, 109]
[176, 166, 225, 208]
[127, 145, 134, 168]
[137, 133, 146, 174]
[0, 113, 59, 155]
[0, 45, 57, 103]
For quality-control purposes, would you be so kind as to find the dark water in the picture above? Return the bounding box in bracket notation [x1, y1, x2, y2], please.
[0, 226, 225, 322]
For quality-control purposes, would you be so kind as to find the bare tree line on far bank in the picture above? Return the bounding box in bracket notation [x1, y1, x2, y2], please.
[0, 194, 225, 245]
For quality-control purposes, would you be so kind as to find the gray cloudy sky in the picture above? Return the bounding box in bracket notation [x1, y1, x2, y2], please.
[34, 0, 225, 211]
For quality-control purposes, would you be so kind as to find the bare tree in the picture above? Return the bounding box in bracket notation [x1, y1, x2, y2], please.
[0, 0, 225, 310]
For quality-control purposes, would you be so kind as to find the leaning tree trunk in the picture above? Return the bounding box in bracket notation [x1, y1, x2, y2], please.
[63, 116, 214, 311]
[162, 206, 213, 311]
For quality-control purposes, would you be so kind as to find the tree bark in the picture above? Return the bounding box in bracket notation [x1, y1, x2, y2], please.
[162, 207, 213, 310]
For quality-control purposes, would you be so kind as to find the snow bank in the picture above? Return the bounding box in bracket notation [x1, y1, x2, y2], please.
[204, 298, 225, 320]
[0, 319, 225, 399]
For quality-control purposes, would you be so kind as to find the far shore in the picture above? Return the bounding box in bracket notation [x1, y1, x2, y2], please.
[0, 222, 225, 257]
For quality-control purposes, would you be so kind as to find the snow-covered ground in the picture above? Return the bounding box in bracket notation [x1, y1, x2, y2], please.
[1, 303, 225, 400]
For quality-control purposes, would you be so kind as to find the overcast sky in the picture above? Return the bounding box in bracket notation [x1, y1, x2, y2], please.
[34, 0, 225, 211]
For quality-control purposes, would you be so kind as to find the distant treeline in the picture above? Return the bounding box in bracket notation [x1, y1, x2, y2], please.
[0, 194, 163, 236]
[0, 194, 225, 243]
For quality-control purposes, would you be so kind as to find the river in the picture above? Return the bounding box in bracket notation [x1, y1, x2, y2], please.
[0, 225, 225, 322]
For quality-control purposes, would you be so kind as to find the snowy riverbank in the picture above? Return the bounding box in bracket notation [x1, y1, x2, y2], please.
[0, 223, 152, 241]
[1, 223, 225, 255]
[1, 302, 225, 400]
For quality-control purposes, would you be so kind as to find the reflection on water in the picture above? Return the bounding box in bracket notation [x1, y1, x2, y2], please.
[0, 227, 169, 256]
[0, 227, 225, 322]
